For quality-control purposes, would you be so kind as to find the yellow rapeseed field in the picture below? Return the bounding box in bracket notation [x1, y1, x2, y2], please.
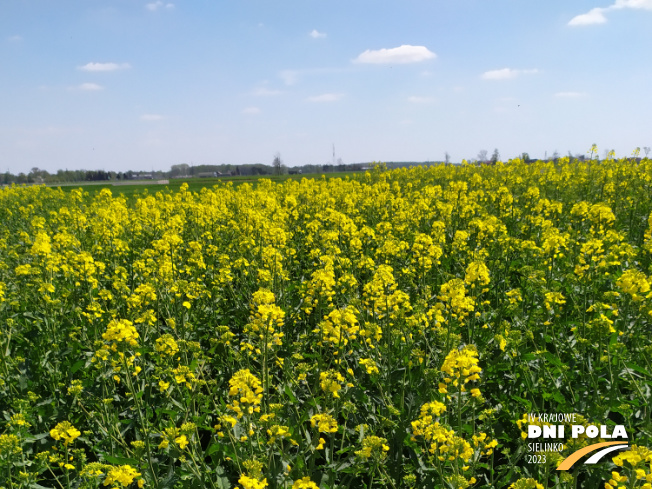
[1, 157, 651, 488]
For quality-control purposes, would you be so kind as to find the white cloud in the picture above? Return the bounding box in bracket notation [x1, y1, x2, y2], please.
[307, 93, 344, 102]
[140, 114, 164, 121]
[8, 35, 22, 42]
[554, 91, 588, 98]
[407, 96, 436, 104]
[146, 1, 174, 11]
[481, 68, 538, 80]
[569, 0, 652, 25]
[78, 62, 130, 72]
[568, 7, 609, 25]
[76, 83, 104, 91]
[354, 45, 436, 64]
[310, 29, 327, 39]
[242, 107, 261, 114]
[612, 0, 652, 9]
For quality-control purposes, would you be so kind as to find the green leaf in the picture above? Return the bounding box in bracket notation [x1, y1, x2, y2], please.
[543, 352, 562, 367]
[625, 362, 650, 376]
[284, 385, 298, 403]
[205, 442, 221, 457]
[70, 359, 85, 374]
[103, 455, 139, 465]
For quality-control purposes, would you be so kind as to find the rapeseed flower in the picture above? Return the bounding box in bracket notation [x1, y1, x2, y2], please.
[509, 479, 544, 489]
[440, 345, 482, 393]
[319, 370, 345, 399]
[103, 464, 142, 487]
[102, 319, 139, 347]
[291, 477, 319, 489]
[50, 421, 81, 446]
[227, 369, 263, 418]
[310, 413, 338, 433]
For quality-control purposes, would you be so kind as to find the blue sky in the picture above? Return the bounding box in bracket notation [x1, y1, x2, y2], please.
[2, 0, 652, 174]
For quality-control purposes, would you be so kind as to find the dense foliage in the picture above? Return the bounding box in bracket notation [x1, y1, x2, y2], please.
[1, 158, 651, 488]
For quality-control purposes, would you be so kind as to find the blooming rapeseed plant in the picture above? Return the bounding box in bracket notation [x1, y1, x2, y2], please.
[50, 421, 81, 446]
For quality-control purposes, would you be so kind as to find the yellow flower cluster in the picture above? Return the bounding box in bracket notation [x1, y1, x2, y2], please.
[544, 292, 566, 313]
[411, 413, 475, 464]
[242, 289, 285, 356]
[439, 345, 482, 396]
[227, 369, 264, 418]
[155, 334, 179, 356]
[9, 413, 31, 428]
[102, 319, 139, 348]
[103, 464, 142, 487]
[359, 357, 379, 375]
[237, 474, 269, 489]
[509, 478, 544, 489]
[303, 262, 336, 315]
[157, 425, 193, 450]
[315, 306, 360, 349]
[411, 233, 443, 273]
[617, 269, 651, 302]
[362, 264, 399, 318]
[355, 435, 390, 460]
[438, 279, 475, 322]
[171, 365, 196, 388]
[0, 434, 22, 456]
[319, 370, 346, 399]
[472, 432, 498, 457]
[50, 421, 81, 446]
[266, 425, 298, 445]
[291, 477, 319, 489]
[310, 413, 338, 433]
[464, 261, 491, 290]
[606, 445, 652, 489]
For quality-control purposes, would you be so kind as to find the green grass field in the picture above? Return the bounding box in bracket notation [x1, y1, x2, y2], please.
[51, 172, 359, 198]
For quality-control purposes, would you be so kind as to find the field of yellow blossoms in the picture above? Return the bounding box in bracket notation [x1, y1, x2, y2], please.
[1, 157, 652, 489]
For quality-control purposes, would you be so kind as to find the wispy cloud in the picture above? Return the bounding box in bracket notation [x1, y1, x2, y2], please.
[407, 96, 436, 104]
[354, 45, 436, 64]
[310, 29, 327, 39]
[75, 83, 104, 91]
[307, 93, 344, 102]
[569, 0, 652, 25]
[278, 67, 343, 86]
[78, 62, 130, 72]
[140, 114, 164, 121]
[146, 1, 174, 11]
[554, 91, 589, 98]
[242, 107, 261, 114]
[481, 68, 538, 80]
[252, 87, 283, 96]
[279, 70, 299, 86]
[8, 35, 22, 42]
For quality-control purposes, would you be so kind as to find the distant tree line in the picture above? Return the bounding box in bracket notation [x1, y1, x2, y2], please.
[0, 168, 172, 185]
[4, 149, 648, 186]
[1, 161, 378, 185]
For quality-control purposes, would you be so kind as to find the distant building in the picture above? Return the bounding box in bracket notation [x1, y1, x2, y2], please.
[197, 171, 220, 178]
